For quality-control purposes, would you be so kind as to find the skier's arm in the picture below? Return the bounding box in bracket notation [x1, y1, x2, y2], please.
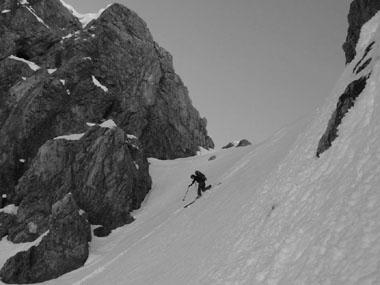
[188, 179, 195, 187]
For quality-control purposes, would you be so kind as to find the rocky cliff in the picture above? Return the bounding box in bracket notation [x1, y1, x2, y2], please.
[0, 0, 214, 196]
[317, 0, 380, 157]
[343, 0, 380, 64]
[0, 0, 213, 282]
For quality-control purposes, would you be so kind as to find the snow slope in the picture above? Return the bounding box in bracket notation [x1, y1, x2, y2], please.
[2, 9, 380, 285]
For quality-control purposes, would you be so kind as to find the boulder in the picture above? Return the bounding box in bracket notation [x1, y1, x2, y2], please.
[236, 139, 252, 147]
[222, 139, 252, 149]
[0, 193, 91, 284]
[208, 155, 217, 161]
[222, 142, 235, 149]
[7, 125, 151, 243]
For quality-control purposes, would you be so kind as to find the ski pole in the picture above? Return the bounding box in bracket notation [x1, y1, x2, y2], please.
[182, 185, 191, 201]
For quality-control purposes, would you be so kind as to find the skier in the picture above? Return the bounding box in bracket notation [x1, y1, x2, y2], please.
[188, 170, 211, 198]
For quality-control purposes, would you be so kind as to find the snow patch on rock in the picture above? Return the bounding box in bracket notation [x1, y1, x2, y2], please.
[92, 76, 108, 92]
[99, 119, 117, 129]
[19, 0, 49, 28]
[8, 55, 40, 71]
[86, 120, 117, 129]
[54, 133, 85, 141]
[0, 205, 18, 215]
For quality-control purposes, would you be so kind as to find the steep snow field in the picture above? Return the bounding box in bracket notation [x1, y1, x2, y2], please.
[51, 118, 310, 285]
[2, 9, 380, 285]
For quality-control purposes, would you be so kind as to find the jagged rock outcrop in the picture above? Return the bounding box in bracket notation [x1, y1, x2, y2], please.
[0, 0, 80, 60]
[317, 0, 380, 157]
[236, 139, 252, 147]
[0, 0, 213, 196]
[316, 75, 369, 157]
[0, 193, 91, 284]
[343, 0, 380, 64]
[0, 1, 213, 281]
[222, 139, 252, 149]
[6, 124, 151, 243]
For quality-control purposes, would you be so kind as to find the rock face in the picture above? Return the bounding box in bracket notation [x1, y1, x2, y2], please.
[0, 193, 91, 284]
[317, 0, 380, 157]
[0, 1, 212, 281]
[0, 0, 213, 196]
[343, 0, 380, 64]
[317, 76, 369, 157]
[0, 213, 15, 240]
[7, 124, 151, 243]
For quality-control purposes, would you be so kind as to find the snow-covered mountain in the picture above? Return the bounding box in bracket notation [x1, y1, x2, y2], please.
[3, 7, 380, 283]
[50, 7, 380, 285]
[2, 0, 380, 284]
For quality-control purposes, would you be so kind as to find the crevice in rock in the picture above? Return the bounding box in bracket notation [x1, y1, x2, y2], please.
[316, 75, 369, 157]
[102, 99, 119, 121]
[15, 49, 30, 61]
[355, 58, 372, 74]
[353, 41, 375, 73]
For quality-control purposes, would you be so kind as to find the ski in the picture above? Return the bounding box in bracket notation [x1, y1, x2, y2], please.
[183, 184, 217, 208]
[184, 195, 200, 208]
[184, 199, 197, 208]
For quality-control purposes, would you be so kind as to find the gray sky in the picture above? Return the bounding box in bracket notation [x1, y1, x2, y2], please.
[66, 0, 350, 146]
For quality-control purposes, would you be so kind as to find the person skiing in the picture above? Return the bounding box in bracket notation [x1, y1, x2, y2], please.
[188, 170, 211, 198]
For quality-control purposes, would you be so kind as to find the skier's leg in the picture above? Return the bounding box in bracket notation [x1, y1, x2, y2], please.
[200, 181, 206, 192]
[197, 184, 202, 197]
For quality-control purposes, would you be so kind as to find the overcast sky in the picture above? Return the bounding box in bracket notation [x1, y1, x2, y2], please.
[65, 0, 350, 146]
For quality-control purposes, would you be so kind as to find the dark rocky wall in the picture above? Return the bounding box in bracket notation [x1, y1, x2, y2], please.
[343, 0, 380, 64]
[0, 194, 91, 284]
[317, 75, 369, 157]
[0, 0, 214, 196]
